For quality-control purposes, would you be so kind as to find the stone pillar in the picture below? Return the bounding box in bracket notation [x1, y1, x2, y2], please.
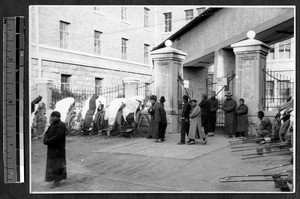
[35, 78, 54, 121]
[150, 41, 187, 134]
[122, 77, 140, 98]
[231, 31, 270, 136]
[213, 48, 235, 101]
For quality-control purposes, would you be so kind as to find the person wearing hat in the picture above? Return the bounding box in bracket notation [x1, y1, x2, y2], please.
[222, 92, 237, 138]
[187, 99, 207, 145]
[43, 111, 67, 188]
[178, 95, 191, 145]
[159, 96, 167, 142]
[147, 95, 166, 142]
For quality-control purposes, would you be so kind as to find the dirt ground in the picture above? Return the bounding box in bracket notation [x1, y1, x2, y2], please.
[31, 129, 293, 193]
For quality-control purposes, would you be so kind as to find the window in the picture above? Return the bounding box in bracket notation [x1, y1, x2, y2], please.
[60, 21, 70, 49]
[266, 81, 274, 100]
[121, 38, 128, 60]
[164, 12, 172, 32]
[268, 47, 275, 60]
[279, 80, 292, 98]
[279, 41, 291, 59]
[121, 7, 127, 21]
[144, 44, 150, 64]
[185, 9, 194, 22]
[94, 31, 102, 55]
[144, 7, 149, 28]
[95, 77, 103, 94]
[197, 7, 206, 15]
[93, 6, 102, 13]
[61, 74, 71, 90]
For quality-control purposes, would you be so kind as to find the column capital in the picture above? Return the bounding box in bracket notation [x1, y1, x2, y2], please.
[231, 38, 270, 55]
[122, 77, 140, 84]
[150, 46, 187, 61]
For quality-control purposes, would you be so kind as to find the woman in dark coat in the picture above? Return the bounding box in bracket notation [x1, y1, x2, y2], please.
[44, 111, 67, 188]
[236, 98, 248, 137]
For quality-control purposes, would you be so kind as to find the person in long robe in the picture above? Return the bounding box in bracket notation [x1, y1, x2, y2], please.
[43, 111, 67, 188]
[178, 95, 191, 145]
[208, 91, 219, 136]
[199, 94, 210, 136]
[147, 95, 165, 142]
[158, 96, 167, 142]
[188, 99, 207, 145]
[236, 98, 248, 138]
[222, 92, 237, 138]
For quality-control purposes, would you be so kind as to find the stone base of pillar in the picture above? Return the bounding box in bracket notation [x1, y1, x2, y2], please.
[166, 114, 179, 134]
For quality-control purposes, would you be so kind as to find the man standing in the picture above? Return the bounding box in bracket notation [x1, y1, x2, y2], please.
[43, 111, 67, 188]
[159, 96, 167, 142]
[199, 94, 210, 136]
[222, 92, 237, 138]
[208, 91, 219, 136]
[178, 95, 191, 145]
[147, 95, 165, 142]
[255, 111, 272, 138]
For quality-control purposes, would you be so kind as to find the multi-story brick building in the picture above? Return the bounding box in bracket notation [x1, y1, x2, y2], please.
[29, 6, 205, 102]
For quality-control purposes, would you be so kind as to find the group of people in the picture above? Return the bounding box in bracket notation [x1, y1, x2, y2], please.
[145, 90, 279, 145]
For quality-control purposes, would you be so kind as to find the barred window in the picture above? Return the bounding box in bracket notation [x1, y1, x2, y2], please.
[60, 21, 70, 49]
[61, 74, 71, 90]
[164, 12, 172, 32]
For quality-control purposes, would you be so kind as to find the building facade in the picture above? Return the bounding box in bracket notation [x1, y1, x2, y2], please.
[29, 6, 204, 103]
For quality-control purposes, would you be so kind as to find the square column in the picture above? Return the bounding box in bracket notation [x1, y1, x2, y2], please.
[151, 41, 187, 134]
[231, 31, 270, 136]
[122, 77, 140, 98]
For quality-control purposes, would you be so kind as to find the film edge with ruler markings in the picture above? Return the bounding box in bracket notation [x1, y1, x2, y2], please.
[3, 16, 25, 183]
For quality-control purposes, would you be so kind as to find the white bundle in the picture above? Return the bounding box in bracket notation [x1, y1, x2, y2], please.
[53, 97, 75, 123]
[104, 98, 127, 125]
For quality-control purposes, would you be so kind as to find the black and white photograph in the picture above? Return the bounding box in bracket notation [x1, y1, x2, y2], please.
[28, 5, 295, 193]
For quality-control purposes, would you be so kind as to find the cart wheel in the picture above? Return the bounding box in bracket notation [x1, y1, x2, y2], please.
[137, 114, 150, 135]
[67, 113, 78, 136]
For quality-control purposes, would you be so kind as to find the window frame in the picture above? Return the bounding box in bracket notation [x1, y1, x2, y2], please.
[185, 9, 194, 22]
[121, 38, 128, 60]
[61, 74, 71, 90]
[94, 30, 102, 55]
[144, 7, 150, 28]
[59, 21, 70, 49]
[164, 12, 172, 32]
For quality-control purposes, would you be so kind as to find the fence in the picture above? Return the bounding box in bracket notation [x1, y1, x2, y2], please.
[262, 69, 294, 111]
[50, 84, 125, 110]
[136, 78, 154, 99]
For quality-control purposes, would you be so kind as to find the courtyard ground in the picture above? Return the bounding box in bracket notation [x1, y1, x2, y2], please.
[31, 129, 293, 193]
